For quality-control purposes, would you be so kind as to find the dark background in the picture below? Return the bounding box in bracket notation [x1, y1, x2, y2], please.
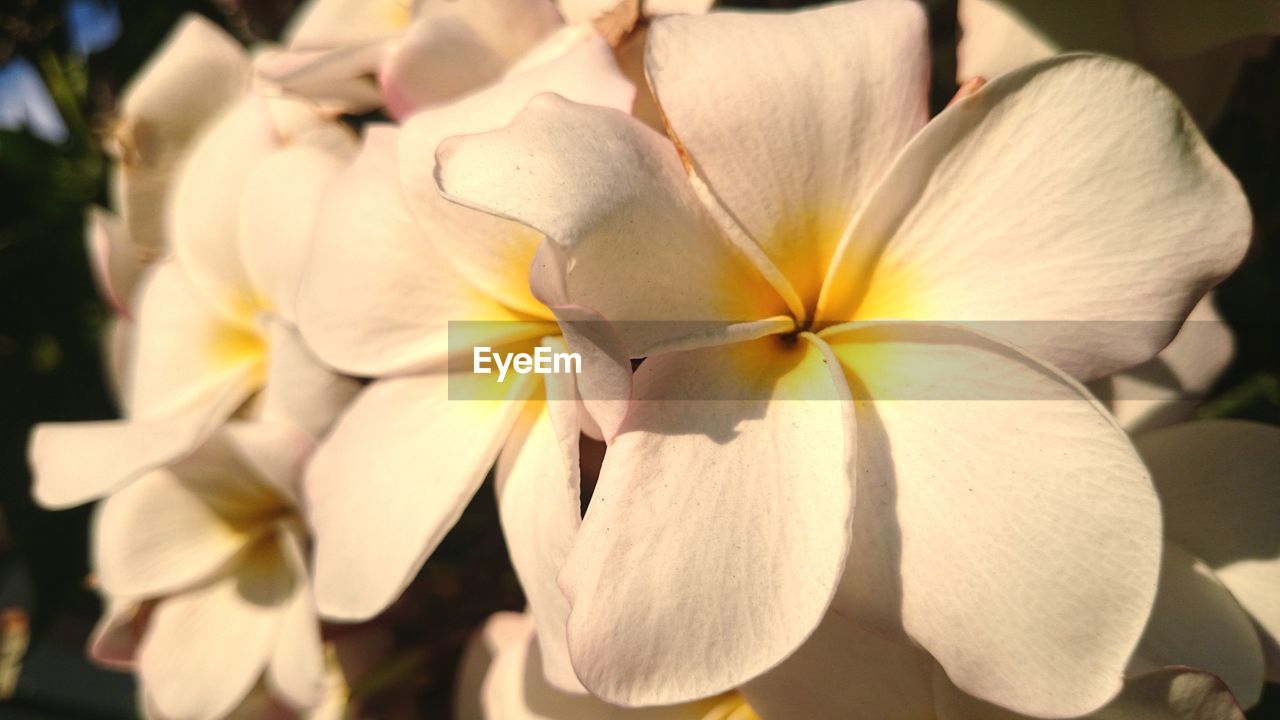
[1, 0, 1277, 717]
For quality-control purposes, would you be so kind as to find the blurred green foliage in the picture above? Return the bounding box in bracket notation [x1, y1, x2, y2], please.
[0, 0, 1277, 717]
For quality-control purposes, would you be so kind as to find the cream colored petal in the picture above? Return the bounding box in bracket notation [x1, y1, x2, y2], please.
[307, 370, 536, 620]
[645, 0, 930, 307]
[825, 322, 1160, 718]
[112, 14, 250, 253]
[819, 55, 1250, 382]
[238, 124, 356, 322]
[559, 336, 853, 706]
[1138, 420, 1280, 650]
[1089, 296, 1234, 434]
[138, 539, 293, 720]
[296, 125, 531, 378]
[400, 35, 634, 319]
[379, 0, 563, 118]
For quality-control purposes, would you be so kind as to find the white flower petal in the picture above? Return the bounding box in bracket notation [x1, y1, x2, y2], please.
[824, 322, 1161, 718]
[256, 319, 359, 440]
[495, 338, 583, 693]
[559, 335, 852, 705]
[283, 0, 412, 50]
[93, 467, 256, 599]
[742, 612, 936, 720]
[935, 666, 1247, 720]
[307, 370, 536, 620]
[296, 125, 531, 378]
[1138, 420, 1280, 649]
[238, 124, 356, 322]
[477, 612, 721, 720]
[435, 94, 789, 356]
[818, 55, 1251, 382]
[1088, 296, 1234, 434]
[266, 528, 327, 712]
[379, 0, 562, 118]
[1134, 541, 1264, 708]
[111, 14, 249, 253]
[400, 35, 634, 319]
[169, 97, 284, 317]
[139, 539, 292, 720]
[645, 0, 930, 306]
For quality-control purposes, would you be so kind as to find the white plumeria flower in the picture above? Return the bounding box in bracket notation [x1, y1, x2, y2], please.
[456, 612, 759, 720]
[957, 0, 1280, 126]
[85, 422, 326, 720]
[30, 92, 360, 509]
[294, 35, 633, 695]
[434, 0, 1252, 715]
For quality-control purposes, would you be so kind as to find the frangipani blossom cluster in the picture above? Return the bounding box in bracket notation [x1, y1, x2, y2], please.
[23, 0, 1279, 718]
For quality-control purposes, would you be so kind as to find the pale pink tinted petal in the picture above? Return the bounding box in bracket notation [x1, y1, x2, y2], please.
[85, 206, 143, 317]
[1138, 420, 1280, 648]
[379, 0, 562, 118]
[559, 336, 852, 705]
[296, 125, 529, 378]
[742, 612, 936, 720]
[283, 0, 411, 49]
[825, 322, 1160, 718]
[645, 0, 930, 305]
[307, 371, 535, 620]
[819, 55, 1251, 382]
[88, 599, 150, 670]
[254, 45, 387, 114]
[401, 36, 634, 319]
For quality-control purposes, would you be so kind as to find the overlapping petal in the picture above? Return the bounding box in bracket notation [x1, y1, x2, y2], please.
[306, 369, 537, 620]
[380, 0, 563, 118]
[110, 14, 249, 253]
[818, 55, 1250, 382]
[824, 322, 1161, 717]
[401, 35, 635, 319]
[138, 539, 293, 720]
[1138, 421, 1280, 648]
[645, 0, 931, 307]
[494, 337, 583, 692]
[297, 125, 530, 378]
[1134, 542, 1264, 707]
[558, 336, 852, 706]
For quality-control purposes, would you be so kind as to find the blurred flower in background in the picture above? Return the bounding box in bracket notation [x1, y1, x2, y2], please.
[0, 56, 68, 144]
[65, 0, 121, 56]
